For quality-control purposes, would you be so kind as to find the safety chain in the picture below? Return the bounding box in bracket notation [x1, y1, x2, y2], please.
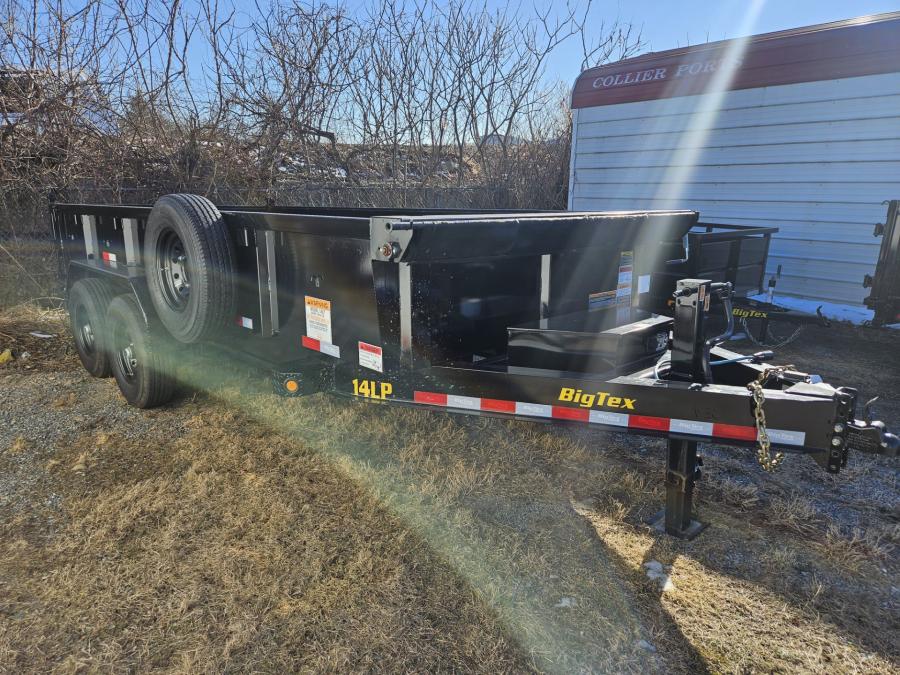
[739, 317, 805, 349]
[747, 366, 793, 472]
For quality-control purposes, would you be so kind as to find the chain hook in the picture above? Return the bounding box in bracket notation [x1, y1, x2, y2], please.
[747, 366, 793, 472]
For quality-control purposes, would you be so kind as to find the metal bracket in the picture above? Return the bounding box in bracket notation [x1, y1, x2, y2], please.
[255, 229, 279, 337]
[122, 218, 141, 265]
[81, 214, 98, 260]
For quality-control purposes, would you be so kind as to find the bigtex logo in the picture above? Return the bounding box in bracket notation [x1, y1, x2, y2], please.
[558, 387, 635, 410]
[732, 308, 768, 319]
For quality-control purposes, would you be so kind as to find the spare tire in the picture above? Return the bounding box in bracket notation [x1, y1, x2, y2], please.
[144, 194, 235, 343]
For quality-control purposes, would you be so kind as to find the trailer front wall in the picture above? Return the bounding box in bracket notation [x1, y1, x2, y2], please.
[569, 14, 900, 310]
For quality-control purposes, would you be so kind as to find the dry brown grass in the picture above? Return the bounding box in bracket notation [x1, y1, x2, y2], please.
[1, 315, 898, 672]
[0, 406, 530, 672]
[0, 303, 76, 372]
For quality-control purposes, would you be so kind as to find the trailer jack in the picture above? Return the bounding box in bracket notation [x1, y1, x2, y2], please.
[647, 279, 732, 537]
[647, 438, 706, 539]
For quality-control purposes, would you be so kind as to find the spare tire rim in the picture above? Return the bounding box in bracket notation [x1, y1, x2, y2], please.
[156, 228, 191, 311]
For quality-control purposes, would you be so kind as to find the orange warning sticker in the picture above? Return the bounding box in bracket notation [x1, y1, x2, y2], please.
[304, 296, 332, 343]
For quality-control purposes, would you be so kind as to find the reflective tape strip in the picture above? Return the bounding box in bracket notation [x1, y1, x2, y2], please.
[408, 391, 806, 447]
[767, 429, 806, 447]
[589, 410, 629, 427]
[629, 415, 671, 432]
[414, 391, 447, 406]
[670, 419, 714, 436]
[552, 406, 590, 422]
[447, 395, 480, 410]
[712, 423, 757, 441]
[515, 402, 552, 418]
[481, 398, 516, 413]
[301, 335, 340, 358]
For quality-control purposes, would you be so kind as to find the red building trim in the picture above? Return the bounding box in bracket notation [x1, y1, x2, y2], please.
[572, 12, 900, 109]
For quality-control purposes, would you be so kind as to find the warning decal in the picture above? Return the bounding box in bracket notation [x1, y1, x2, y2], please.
[304, 296, 332, 344]
[358, 341, 384, 373]
[616, 250, 634, 306]
[588, 289, 616, 310]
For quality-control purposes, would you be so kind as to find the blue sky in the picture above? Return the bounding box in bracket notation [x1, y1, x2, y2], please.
[180, 1, 899, 91]
[544, 0, 900, 85]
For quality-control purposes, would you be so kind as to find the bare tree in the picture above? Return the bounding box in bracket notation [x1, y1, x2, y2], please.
[0, 0, 642, 303]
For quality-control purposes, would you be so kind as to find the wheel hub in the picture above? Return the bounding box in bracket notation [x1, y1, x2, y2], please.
[157, 230, 191, 311]
[119, 343, 137, 378]
[79, 318, 95, 352]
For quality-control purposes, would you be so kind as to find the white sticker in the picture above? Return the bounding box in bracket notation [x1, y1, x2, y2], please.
[638, 274, 651, 294]
[319, 341, 341, 358]
[237, 316, 254, 329]
[304, 296, 332, 343]
[358, 341, 383, 373]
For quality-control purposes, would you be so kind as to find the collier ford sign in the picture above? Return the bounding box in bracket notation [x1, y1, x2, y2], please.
[591, 57, 744, 89]
[571, 13, 900, 108]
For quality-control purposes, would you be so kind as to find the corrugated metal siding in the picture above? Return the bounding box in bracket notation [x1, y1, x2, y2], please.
[569, 72, 900, 306]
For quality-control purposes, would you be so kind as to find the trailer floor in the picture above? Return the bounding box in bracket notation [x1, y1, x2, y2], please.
[1, 306, 898, 673]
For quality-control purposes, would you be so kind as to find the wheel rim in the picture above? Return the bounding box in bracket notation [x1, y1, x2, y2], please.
[74, 304, 96, 356]
[156, 228, 191, 312]
[113, 321, 138, 382]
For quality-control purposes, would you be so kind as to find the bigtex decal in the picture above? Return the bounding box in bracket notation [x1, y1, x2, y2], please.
[558, 387, 635, 410]
[732, 307, 769, 319]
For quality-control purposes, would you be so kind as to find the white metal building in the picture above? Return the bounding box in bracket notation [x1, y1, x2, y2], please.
[568, 12, 900, 315]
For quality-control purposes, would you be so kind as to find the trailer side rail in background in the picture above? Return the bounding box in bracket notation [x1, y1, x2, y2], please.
[864, 200, 900, 326]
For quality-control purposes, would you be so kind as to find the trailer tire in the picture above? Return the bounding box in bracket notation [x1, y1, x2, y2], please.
[145, 193, 235, 343]
[68, 278, 116, 377]
[107, 295, 176, 408]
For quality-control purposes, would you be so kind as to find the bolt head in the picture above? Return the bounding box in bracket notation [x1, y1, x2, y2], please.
[833, 423, 844, 434]
[379, 243, 393, 258]
[831, 437, 842, 447]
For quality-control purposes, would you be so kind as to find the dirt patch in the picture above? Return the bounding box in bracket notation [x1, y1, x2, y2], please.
[1, 310, 898, 672]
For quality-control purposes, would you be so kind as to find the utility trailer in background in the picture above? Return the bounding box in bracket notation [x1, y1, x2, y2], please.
[864, 200, 900, 326]
[51, 195, 898, 539]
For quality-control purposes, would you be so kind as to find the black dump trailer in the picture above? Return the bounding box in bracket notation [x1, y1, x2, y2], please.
[51, 195, 898, 538]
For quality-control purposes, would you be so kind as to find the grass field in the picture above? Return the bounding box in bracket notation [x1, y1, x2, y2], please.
[1, 305, 898, 673]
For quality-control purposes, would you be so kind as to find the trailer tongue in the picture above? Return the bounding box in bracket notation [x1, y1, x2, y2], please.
[52, 196, 898, 539]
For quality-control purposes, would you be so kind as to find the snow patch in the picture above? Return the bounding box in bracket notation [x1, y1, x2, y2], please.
[748, 293, 877, 325]
[643, 560, 675, 592]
